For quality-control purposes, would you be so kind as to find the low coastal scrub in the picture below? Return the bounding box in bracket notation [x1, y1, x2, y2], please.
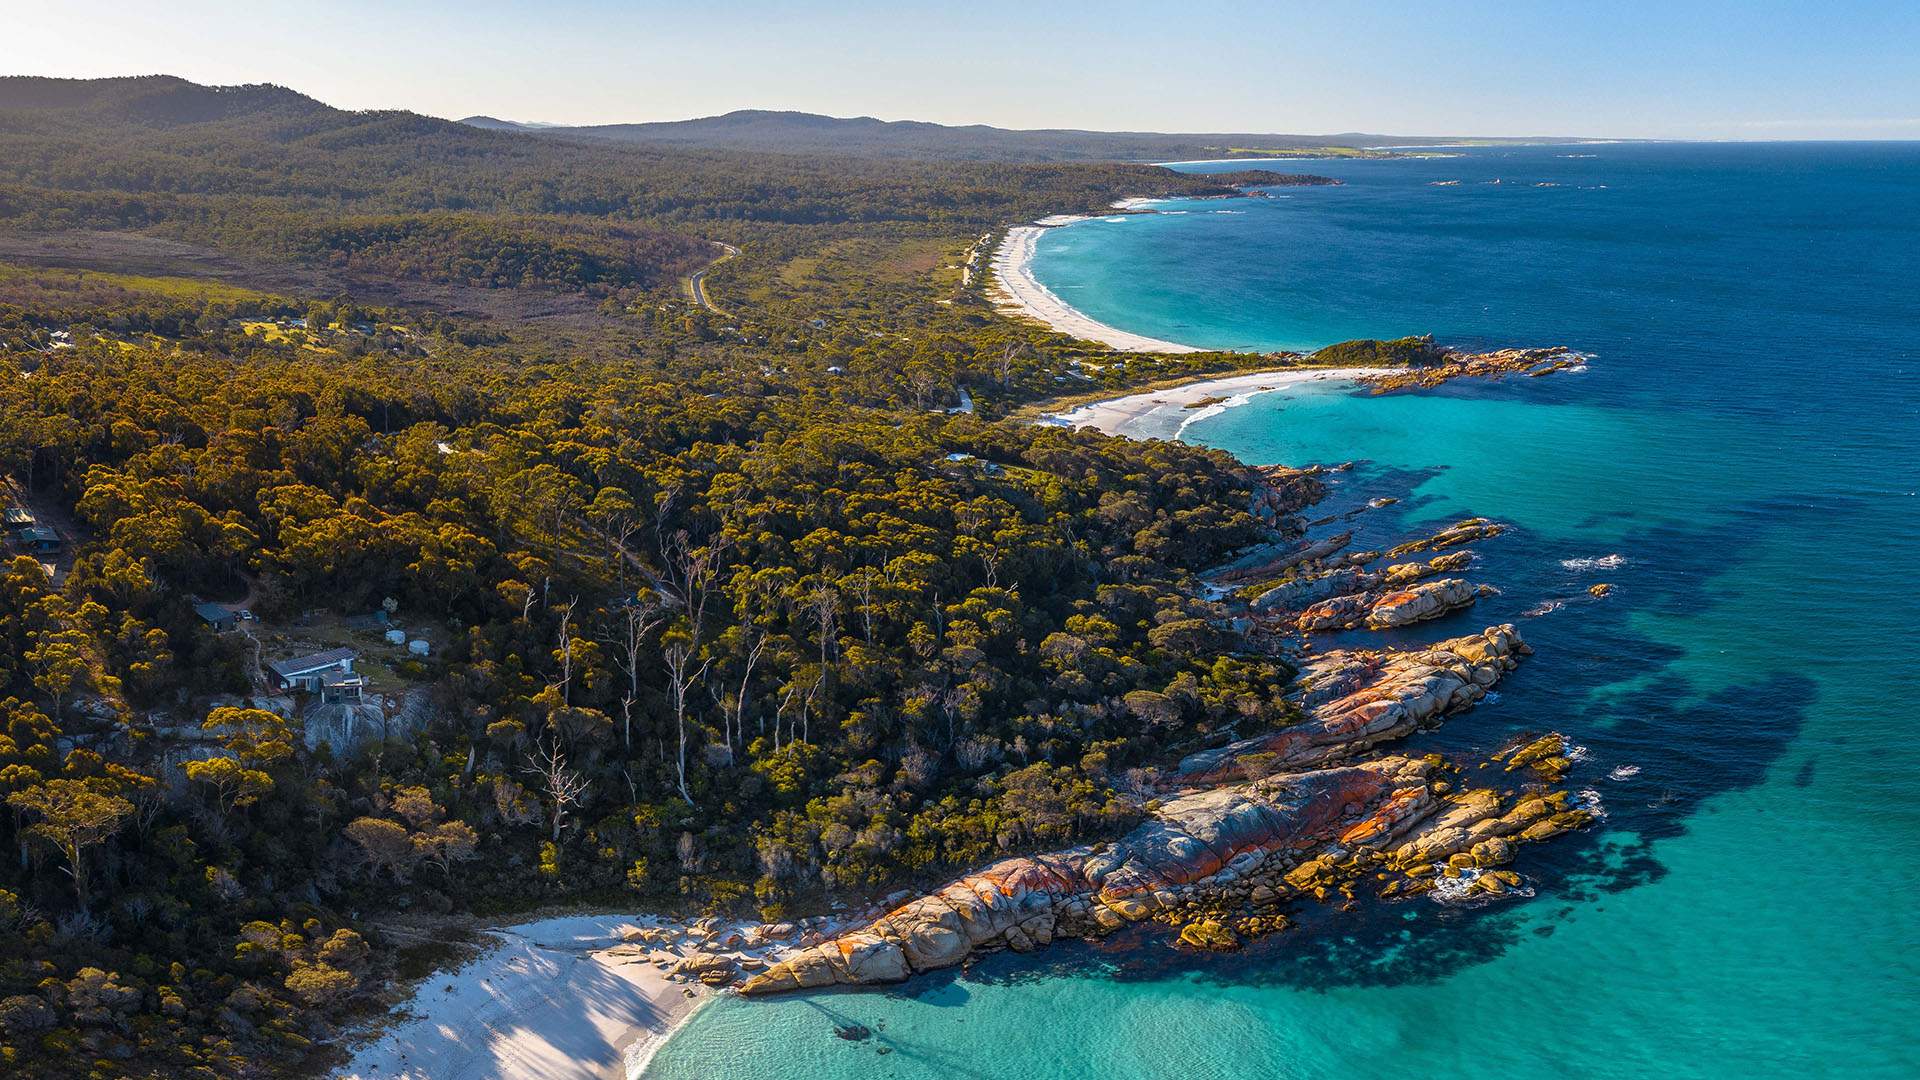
[1309, 334, 1450, 368]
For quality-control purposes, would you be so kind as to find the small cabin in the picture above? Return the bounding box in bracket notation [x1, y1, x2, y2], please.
[14, 527, 60, 555]
[3, 507, 35, 532]
[268, 648, 357, 693]
[195, 603, 238, 634]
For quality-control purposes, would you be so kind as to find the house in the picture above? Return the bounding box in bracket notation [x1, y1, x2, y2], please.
[3, 507, 35, 531]
[318, 671, 366, 704]
[268, 648, 357, 693]
[195, 603, 238, 634]
[13, 527, 60, 555]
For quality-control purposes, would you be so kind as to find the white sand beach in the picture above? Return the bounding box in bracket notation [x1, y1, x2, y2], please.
[989, 222, 1203, 354]
[1043, 367, 1396, 440]
[336, 915, 714, 1080]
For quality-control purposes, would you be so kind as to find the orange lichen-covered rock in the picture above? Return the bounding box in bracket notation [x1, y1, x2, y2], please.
[1360, 346, 1582, 394]
[742, 758, 1439, 995]
[1175, 626, 1528, 785]
[737, 626, 1581, 1000]
[1386, 518, 1506, 558]
[1364, 578, 1484, 629]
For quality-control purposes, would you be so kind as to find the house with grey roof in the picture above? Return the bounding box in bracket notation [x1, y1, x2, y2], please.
[268, 648, 357, 693]
[195, 603, 238, 633]
[13, 527, 61, 555]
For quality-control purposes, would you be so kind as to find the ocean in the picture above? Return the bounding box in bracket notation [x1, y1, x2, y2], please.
[643, 143, 1920, 1079]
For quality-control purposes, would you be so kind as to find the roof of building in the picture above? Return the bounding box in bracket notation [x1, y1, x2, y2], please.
[3, 507, 35, 525]
[269, 647, 357, 680]
[18, 527, 60, 544]
[194, 602, 234, 624]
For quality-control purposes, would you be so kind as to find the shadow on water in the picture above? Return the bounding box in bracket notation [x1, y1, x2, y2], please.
[788, 993, 1005, 1079]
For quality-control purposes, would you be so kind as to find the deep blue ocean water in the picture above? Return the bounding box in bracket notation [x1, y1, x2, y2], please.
[645, 144, 1920, 1079]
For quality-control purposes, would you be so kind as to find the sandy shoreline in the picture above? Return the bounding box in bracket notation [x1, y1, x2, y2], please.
[989, 206, 1204, 354]
[336, 915, 720, 1080]
[1043, 366, 1397, 440]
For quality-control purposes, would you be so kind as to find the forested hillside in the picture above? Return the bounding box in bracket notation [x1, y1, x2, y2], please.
[0, 76, 1385, 1077]
[469, 107, 1501, 161]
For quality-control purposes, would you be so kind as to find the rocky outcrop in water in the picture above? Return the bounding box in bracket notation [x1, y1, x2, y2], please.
[1210, 532, 1356, 590]
[740, 737, 1587, 994]
[1174, 625, 1528, 785]
[1361, 346, 1584, 393]
[1250, 550, 1474, 615]
[1380, 549, 1475, 587]
[1251, 566, 1371, 612]
[1295, 577, 1485, 631]
[739, 624, 1560, 996]
[1387, 518, 1505, 557]
[1248, 464, 1329, 525]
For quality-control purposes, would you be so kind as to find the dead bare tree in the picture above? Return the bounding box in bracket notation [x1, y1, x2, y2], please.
[733, 630, 766, 753]
[993, 342, 1020, 388]
[855, 567, 879, 645]
[657, 532, 730, 806]
[553, 597, 578, 705]
[808, 585, 840, 669]
[607, 596, 665, 756]
[527, 736, 589, 844]
[662, 637, 710, 806]
[712, 629, 765, 757]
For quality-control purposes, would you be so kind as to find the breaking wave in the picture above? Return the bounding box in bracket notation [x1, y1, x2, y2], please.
[1561, 553, 1627, 571]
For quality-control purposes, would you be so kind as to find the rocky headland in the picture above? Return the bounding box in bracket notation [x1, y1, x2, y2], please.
[739, 621, 1587, 995]
[731, 380, 1594, 999]
[1360, 345, 1585, 393]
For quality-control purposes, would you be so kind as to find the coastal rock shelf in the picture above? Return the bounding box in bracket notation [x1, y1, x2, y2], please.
[1297, 577, 1491, 632]
[1172, 626, 1529, 785]
[1251, 551, 1474, 613]
[1360, 346, 1585, 393]
[738, 408, 1581, 1000]
[740, 625, 1566, 996]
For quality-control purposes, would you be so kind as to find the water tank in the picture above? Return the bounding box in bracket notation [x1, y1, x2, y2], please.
[407, 639, 430, 657]
[384, 629, 406, 645]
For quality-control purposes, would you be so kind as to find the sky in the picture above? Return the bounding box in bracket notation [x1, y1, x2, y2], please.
[2, 0, 1918, 139]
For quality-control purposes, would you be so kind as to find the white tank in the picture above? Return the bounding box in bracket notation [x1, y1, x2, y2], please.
[407, 639, 430, 657]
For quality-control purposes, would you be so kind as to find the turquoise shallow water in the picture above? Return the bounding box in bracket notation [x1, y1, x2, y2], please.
[646, 145, 1920, 1079]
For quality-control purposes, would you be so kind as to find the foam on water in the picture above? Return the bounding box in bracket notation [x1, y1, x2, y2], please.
[1561, 554, 1626, 571]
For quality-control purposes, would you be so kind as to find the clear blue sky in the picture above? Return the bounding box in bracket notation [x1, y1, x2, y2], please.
[4, 0, 1917, 139]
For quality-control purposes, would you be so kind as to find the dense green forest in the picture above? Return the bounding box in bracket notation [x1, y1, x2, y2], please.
[0, 76, 1400, 1077]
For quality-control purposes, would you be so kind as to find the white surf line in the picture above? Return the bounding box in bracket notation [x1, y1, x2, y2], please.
[989, 221, 1203, 354]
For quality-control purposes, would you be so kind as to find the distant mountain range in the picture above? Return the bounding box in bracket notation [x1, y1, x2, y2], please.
[455, 109, 1585, 162]
[0, 74, 1583, 164]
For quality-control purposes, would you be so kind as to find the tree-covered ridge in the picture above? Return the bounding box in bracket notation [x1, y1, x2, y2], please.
[0, 75, 1286, 301]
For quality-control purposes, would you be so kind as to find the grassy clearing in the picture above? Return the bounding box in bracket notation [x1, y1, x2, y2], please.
[0, 261, 279, 304]
[254, 610, 453, 691]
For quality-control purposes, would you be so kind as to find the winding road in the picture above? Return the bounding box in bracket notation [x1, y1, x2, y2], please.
[684, 241, 739, 314]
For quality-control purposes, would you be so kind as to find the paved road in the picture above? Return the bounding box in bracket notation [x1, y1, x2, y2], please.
[685, 242, 740, 314]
